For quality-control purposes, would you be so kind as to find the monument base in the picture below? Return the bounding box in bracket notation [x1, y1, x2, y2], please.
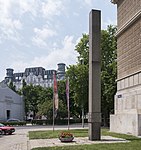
[110, 114, 141, 136]
[110, 74, 141, 136]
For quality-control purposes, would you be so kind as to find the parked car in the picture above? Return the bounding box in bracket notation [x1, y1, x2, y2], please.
[0, 123, 15, 135]
[7, 118, 21, 122]
[0, 129, 2, 136]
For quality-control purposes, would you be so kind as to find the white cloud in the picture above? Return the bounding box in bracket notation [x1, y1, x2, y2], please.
[11, 35, 78, 72]
[10, 61, 30, 74]
[32, 25, 57, 47]
[0, 0, 23, 41]
[84, 0, 92, 6]
[0, 0, 43, 42]
[0, 18, 22, 41]
[102, 18, 117, 29]
[31, 35, 78, 68]
[0, 0, 10, 17]
[19, 0, 40, 17]
[1, 18, 22, 30]
[41, 0, 65, 19]
[77, 0, 93, 7]
[0, 0, 66, 42]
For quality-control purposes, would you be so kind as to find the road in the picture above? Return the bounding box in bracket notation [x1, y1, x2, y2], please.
[15, 123, 87, 130]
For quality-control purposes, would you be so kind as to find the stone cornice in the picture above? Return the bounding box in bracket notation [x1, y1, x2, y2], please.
[116, 70, 141, 82]
[116, 10, 141, 37]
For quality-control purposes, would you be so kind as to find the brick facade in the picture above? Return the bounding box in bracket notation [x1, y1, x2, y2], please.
[117, 0, 141, 28]
[117, 17, 141, 79]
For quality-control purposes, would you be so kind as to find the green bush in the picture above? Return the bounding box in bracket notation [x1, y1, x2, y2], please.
[31, 118, 88, 125]
[0, 121, 26, 126]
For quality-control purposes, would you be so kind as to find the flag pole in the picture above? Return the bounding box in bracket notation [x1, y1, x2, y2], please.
[66, 77, 70, 130]
[53, 71, 59, 131]
[68, 105, 70, 130]
[53, 72, 55, 132]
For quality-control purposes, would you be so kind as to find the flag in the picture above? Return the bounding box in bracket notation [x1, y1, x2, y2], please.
[66, 77, 69, 113]
[53, 72, 59, 115]
[66, 77, 70, 129]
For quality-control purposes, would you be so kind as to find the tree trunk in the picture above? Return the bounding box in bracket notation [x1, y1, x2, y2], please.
[103, 111, 109, 127]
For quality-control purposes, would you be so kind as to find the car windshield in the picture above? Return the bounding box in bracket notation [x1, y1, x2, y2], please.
[0, 123, 5, 127]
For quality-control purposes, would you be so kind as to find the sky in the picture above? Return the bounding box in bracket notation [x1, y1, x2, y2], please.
[0, 0, 117, 81]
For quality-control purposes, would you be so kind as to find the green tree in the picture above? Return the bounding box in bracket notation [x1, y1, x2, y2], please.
[21, 84, 42, 119]
[66, 64, 89, 118]
[75, 34, 89, 65]
[38, 100, 53, 119]
[101, 25, 117, 126]
[58, 80, 66, 104]
[20, 80, 29, 118]
[38, 99, 67, 119]
[66, 34, 89, 119]
[29, 85, 43, 118]
[8, 81, 16, 92]
[20, 78, 54, 119]
[66, 26, 117, 126]
[38, 87, 53, 104]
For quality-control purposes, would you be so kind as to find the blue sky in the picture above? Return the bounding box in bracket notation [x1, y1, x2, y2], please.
[0, 0, 117, 81]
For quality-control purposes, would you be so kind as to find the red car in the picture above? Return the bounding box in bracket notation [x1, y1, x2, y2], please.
[0, 123, 15, 135]
[0, 129, 2, 136]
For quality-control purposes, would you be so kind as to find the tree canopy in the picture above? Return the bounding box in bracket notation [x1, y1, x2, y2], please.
[66, 25, 117, 126]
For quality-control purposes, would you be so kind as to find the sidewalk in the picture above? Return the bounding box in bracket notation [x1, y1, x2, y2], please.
[29, 136, 129, 149]
[0, 130, 28, 150]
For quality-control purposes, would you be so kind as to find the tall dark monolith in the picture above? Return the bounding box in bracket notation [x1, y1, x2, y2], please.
[88, 9, 101, 141]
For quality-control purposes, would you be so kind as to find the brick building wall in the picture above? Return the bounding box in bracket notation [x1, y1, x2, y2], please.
[116, 0, 141, 79]
[117, 17, 141, 79]
[117, 0, 141, 28]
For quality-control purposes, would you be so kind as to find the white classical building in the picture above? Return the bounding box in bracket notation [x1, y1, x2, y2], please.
[4, 63, 66, 90]
[0, 83, 24, 121]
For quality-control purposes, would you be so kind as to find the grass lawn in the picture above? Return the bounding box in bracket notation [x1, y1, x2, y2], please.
[29, 129, 141, 150]
[29, 129, 88, 139]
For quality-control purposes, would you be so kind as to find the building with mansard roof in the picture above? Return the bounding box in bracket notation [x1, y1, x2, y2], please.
[4, 63, 66, 90]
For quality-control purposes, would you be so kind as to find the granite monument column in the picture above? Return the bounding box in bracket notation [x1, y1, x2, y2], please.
[88, 9, 101, 141]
